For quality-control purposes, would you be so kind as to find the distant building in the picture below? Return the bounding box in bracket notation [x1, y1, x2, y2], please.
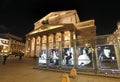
[25, 10, 96, 57]
[0, 33, 25, 55]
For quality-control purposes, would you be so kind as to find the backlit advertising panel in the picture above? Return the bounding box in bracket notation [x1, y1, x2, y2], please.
[61, 47, 74, 68]
[48, 49, 59, 67]
[38, 49, 47, 66]
[96, 44, 118, 70]
[76, 46, 94, 69]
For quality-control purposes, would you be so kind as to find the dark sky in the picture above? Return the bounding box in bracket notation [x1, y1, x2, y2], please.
[0, 0, 120, 38]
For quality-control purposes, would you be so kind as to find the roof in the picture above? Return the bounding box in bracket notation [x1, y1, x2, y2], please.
[34, 10, 80, 29]
[0, 33, 22, 41]
[26, 10, 96, 37]
[26, 24, 76, 37]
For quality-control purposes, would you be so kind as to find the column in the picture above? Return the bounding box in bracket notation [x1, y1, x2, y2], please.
[34, 37, 37, 57]
[29, 37, 32, 57]
[70, 30, 74, 47]
[25, 38, 29, 56]
[31, 37, 36, 57]
[46, 35, 49, 66]
[46, 35, 49, 48]
[61, 31, 64, 47]
[40, 36, 42, 49]
[53, 33, 56, 48]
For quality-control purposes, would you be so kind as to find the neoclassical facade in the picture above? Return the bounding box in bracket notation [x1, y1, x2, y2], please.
[25, 10, 96, 57]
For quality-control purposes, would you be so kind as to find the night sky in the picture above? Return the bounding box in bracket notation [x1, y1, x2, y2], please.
[0, 0, 120, 38]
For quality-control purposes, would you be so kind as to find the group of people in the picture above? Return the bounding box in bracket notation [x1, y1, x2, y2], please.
[0, 51, 24, 64]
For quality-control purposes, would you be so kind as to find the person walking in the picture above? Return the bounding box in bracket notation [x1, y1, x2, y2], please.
[2, 54, 8, 64]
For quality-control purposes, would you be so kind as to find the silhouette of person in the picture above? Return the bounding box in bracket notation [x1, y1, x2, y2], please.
[2, 54, 8, 64]
[66, 52, 72, 65]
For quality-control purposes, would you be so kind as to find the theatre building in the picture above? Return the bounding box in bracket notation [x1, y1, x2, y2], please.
[25, 10, 96, 57]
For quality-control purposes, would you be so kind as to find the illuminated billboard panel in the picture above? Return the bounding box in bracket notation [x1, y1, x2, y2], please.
[76, 46, 94, 69]
[48, 49, 59, 67]
[96, 44, 118, 70]
[61, 47, 74, 68]
[38, 49, 47, 66]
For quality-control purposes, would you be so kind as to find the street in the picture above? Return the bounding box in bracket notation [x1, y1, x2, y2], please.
[0, 56, 120, 82]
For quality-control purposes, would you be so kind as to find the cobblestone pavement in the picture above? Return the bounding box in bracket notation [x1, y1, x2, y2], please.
[0, 56, 120, 82]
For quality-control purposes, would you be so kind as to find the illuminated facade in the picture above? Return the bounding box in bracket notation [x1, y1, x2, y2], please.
[0, 33, 25, 55]
[25, 11, 120, 72]
[25, 10, 96, 57]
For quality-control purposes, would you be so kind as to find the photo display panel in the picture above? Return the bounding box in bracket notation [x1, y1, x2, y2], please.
[96, 44, 118, 70]
[38, 49, 47, 66]
[48, 48, 59, 67]
[77, 46, 94, 69]
[61, 47, 74, 68]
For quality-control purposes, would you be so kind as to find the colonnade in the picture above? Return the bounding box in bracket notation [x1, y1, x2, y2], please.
[25, 30, 75, 57]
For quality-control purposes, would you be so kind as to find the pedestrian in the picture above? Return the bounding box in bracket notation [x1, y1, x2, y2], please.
[19, 52, 24, 60]
[19, 55, 22, 60]
[2, 54, 8, 64]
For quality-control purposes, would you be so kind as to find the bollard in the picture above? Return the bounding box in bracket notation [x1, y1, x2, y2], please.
[69, 68, 77, 78]
[61, 73, 70, 82]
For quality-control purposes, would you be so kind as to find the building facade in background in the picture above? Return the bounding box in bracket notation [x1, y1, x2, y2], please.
[0, 33, 25, 56]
